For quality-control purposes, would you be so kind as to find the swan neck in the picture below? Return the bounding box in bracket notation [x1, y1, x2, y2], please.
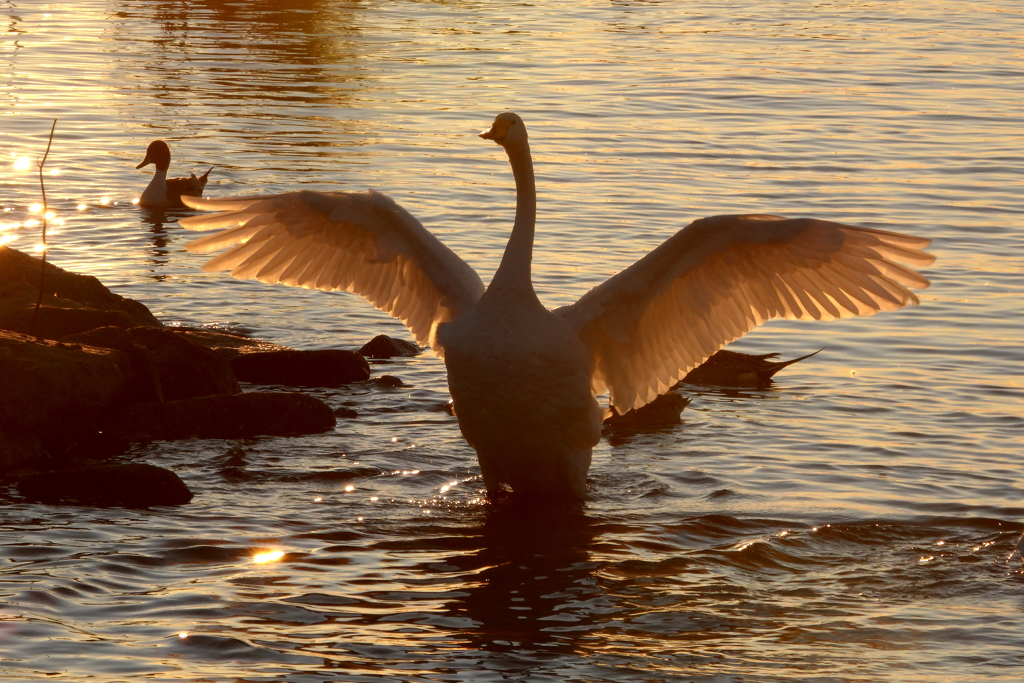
[490, 140, 537, 296]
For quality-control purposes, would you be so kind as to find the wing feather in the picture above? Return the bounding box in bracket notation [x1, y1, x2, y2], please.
[180, 190, 485, 352]
[556, 214, 934, 411]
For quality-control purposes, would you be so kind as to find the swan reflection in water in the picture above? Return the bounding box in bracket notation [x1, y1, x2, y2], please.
[179, 112, 935, 499]
[373, 498, 601, 656]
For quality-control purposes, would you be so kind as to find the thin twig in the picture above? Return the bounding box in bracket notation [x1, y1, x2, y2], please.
[29, 119, 58, 338]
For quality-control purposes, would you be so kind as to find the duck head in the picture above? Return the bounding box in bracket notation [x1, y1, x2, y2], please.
[137, 140, 172, 171]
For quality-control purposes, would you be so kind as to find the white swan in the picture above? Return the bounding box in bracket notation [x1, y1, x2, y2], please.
[179, 112, 934, 498]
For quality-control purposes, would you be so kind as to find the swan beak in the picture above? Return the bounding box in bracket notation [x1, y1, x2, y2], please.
[136, 154, 152, 169]
[479, 127, 498, 141]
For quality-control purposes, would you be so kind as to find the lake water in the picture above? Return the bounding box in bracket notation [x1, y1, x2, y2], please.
[1, 1, 1023, 681]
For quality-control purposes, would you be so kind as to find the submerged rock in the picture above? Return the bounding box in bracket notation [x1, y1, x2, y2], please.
[107, 391, 336, 441]
[16, 463, 193, 507]
[604, 392, 692, 429]
[171, 327, 291, 361]
[359, 334, 422, 359]
[231, 349, 370, 387]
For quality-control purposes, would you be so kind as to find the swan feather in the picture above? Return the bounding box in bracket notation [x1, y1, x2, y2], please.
[555, 214, 934, 411]
[181, 189, 485, 351]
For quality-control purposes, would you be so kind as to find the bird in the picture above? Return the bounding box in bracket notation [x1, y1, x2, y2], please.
[682, 348, 821, 389]
[178, 112, 935, 499]
[136, 140, 213, 209]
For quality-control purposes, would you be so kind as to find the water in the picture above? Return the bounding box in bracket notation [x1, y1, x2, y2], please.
[1, 1, 1023, 680]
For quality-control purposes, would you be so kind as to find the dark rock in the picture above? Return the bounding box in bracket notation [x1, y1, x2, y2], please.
[359, 334, 422, 359]
[0, 330, 130, 471]
[372, 375, 405, 388]
[106, 391, 336, 441]
[682, 349, 821, 389]
[16, 463, 193, 507]
[0, 246, 160, 339]
[231, 349, 370, 387]
[222, 446, 247, 467]
[58, 430, 132, 462]
[604, 392, 692, 429]
[0, 428, 48, 473]
[3, 305, 138, 339]
[333, 407, 358, 419]
[171, 327, 291, 362]
[128, 327, 239, 400]
[64, 326, 163, 403]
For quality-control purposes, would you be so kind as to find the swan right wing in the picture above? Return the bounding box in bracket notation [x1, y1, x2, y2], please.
[555, 214, 935, 411]
[179, 190, 485, 353]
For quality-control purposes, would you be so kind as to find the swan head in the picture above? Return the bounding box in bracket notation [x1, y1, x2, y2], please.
[137, 140, 171, 170]
[480, 112, 528, 147]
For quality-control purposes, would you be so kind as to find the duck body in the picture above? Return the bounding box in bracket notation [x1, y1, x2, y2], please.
[178, 112, 935, 500]
[137, 140, 213, 209]
[682, 349, 821, 389]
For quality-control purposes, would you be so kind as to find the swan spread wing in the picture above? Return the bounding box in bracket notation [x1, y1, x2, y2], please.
[179, 190, 485, 352]
[555, 214, 935, 412]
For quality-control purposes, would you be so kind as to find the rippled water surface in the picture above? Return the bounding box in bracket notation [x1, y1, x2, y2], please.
[2, 1, 1023, 681]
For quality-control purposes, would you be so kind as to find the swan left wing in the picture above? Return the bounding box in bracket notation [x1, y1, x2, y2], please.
[555, 214, 935, 411]
[179, 190, 485, 353]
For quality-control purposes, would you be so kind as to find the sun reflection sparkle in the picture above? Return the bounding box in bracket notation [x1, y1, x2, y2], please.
[252, 550, 285, 564]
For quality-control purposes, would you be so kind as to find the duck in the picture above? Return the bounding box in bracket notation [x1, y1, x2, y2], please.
[178, 112, 935, 499]
[682, 348, 822, 389]
[136, 140, 213, 209]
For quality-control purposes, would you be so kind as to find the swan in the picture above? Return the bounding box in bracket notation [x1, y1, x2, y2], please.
[136, 140, 214, 209]
[179, 112, 934, 498]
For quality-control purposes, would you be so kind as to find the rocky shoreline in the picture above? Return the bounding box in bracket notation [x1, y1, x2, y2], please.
[0, 245, 418, 506]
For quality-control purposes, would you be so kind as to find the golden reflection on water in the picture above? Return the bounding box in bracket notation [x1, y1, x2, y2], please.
[252, 550, 285, 564]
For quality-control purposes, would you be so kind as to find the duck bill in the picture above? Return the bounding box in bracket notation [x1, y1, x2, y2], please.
[136, 154, 152, 169]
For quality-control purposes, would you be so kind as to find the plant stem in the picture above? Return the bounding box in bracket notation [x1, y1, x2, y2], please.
[29, 119, 58, 338]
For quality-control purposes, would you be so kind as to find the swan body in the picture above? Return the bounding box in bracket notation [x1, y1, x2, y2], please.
[137, 140, 213, 209]
[440, 287, 602, 497]
[179, 112, 935, 498]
